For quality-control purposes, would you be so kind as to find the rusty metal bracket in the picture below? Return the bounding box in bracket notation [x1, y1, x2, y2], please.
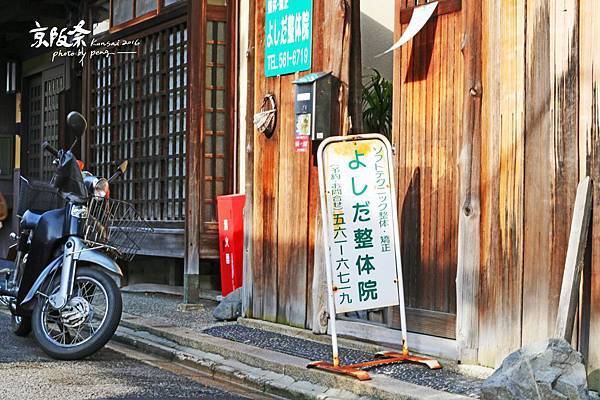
[307, 351, 441, 381]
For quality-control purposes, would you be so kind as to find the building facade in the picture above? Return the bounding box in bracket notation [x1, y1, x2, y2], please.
[0, 0, 599, 391]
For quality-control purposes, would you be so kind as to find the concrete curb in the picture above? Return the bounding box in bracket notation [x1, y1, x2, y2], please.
[117, 313, 472, 400]
[114, 326, 345, 400]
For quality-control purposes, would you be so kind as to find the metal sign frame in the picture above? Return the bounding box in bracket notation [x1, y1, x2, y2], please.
[309, 133, 440, 380]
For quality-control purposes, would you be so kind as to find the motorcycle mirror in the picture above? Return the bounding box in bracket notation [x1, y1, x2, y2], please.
[118, 160, 129, 175]
[66, 111, 87, 138]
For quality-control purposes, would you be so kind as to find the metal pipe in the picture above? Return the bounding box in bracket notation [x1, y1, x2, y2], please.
[317, 139, 340, 367]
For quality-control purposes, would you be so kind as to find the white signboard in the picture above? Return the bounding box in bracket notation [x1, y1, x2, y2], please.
[319, 135, 403, 314]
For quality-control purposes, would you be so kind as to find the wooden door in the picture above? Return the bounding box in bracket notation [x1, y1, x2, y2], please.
[390, 0, 463, 339]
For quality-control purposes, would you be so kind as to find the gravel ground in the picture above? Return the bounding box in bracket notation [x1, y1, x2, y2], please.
[122, 292, 227, 331]
[0, 313, 245, 400]
[205, 324, 483, 398]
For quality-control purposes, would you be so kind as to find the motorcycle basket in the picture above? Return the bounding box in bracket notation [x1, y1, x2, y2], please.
[17, 178, 66, 217]
[82, 197, 153, 262]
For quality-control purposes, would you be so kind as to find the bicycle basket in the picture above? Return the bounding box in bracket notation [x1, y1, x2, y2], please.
[83, 197, 154, 261]
[17, 178, 66, 217]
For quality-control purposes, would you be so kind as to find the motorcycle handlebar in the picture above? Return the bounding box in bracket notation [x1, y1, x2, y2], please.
[42, 141, 59, 158]
[108, 170, 123, 184]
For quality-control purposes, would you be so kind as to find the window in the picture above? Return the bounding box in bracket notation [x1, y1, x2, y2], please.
[112, 0, 136, 26]
[89, 22, 188, 224]
[110, 0, 186, 31]
[23, 67, 64, 182]
[203, 19, 228, 224]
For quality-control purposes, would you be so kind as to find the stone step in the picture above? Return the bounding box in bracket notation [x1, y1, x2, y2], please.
[116, 313, 473, 400]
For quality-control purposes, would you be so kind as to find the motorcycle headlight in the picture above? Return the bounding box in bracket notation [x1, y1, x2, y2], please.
[93, 178, 110, 198]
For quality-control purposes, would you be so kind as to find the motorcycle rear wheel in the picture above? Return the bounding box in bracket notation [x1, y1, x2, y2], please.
[31, 266, 122, 360]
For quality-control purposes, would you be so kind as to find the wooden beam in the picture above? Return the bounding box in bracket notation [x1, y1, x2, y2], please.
[348, 0, 363, 133]
[554, 177, 593, 341]
[241, 0, 256, 318]
[306, 0, 326, 330]
[456, 0, 482, 363]
[184, 0, 206, 304]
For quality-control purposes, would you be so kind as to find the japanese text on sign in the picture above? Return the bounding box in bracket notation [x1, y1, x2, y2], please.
[264, 0, 313, 77]
[29, 20, 141, 65]
[322, 138, 400, 313]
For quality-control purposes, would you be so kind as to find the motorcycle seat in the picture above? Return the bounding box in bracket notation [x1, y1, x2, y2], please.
[20, 210, 42, 230]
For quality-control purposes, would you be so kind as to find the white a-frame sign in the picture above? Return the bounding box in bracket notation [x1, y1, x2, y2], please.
[309, 134, 440, 380]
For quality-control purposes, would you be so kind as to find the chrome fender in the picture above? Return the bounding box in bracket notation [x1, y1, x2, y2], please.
[77, 246, 123, 277]
[21, 239, 122, 305]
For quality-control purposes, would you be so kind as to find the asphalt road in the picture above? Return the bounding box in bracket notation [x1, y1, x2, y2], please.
[0, 313, 248, 400]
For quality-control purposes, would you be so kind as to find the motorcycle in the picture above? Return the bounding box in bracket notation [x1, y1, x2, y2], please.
[0, 111, 148, 360]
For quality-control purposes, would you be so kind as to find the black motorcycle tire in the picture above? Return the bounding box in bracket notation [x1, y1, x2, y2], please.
[11, 313, 31, 336]
[31, 266, 122, 360]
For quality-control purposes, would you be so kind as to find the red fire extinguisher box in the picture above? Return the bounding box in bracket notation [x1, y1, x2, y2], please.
[217, 194, 245, 297]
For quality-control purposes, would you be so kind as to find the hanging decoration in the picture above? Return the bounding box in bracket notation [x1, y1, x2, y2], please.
[253, 94, 277, 138]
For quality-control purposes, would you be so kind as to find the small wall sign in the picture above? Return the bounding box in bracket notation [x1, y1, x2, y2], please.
[264, 0, 313, 77]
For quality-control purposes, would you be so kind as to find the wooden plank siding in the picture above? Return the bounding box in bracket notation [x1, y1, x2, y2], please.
[476, 0, 586, 368]
[390, 0, 600, 372]
[251, 0, 280, 321]
[275, 74, 311, 326]
[479, 0, 525, 367]
[478, 2, 600, 386]
[391, 0, 462, 339]
[522, 0, 579, 346]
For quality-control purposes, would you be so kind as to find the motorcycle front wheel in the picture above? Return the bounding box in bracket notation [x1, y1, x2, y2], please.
[31, 266, 122, 360]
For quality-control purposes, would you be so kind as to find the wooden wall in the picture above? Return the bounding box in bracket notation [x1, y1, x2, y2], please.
[392, 0, 600, 388]
[247, 0, 600, 388]
[479, 0, 600, 389]
[250, 0, 312, 327]
[249, 0, 352, 327]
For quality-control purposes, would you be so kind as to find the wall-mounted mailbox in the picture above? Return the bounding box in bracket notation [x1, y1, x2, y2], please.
[293, 71, 340, 142]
